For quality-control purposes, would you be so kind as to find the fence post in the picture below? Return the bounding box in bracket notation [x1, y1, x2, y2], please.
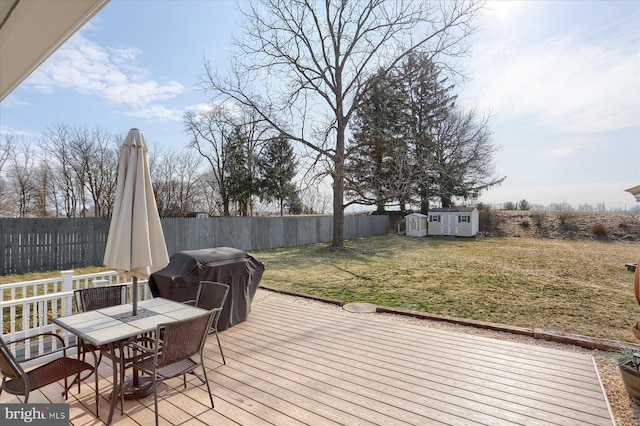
[61, 270, 74, 317]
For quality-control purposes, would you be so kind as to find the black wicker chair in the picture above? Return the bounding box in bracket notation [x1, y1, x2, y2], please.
[75, 284, 127, 313]
[194, 281, 230, 365]
[74, 284, 137, 414]
[0, 333, 99, 416]
[74, 284, 128, 366]
[122, 310, 217, 426]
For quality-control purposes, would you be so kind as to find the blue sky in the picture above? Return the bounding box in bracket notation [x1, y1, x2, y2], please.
[1, 0, 639, 210]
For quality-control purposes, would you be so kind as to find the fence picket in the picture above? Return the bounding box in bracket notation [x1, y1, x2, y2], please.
[0, 215, 389, 274]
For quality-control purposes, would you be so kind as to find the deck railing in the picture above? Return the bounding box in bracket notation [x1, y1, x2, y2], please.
[1, 270, 153, 358]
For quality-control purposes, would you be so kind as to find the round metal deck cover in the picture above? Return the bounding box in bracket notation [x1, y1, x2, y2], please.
[343, 302, 377, 313]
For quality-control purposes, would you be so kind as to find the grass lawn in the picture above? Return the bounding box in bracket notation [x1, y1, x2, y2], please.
[2, 235, 638, 343]
[252, 235, 640, 343]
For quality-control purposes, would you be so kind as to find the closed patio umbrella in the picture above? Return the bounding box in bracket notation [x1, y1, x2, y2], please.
[104, 128, 169, 315]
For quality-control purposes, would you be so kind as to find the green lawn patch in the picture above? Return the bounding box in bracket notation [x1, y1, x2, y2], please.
[252, 235, 640, 342]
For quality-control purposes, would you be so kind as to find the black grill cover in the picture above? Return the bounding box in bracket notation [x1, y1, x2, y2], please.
[148, 247, 265, 331]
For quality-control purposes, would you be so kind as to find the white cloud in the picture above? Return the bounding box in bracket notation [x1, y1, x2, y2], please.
[548, 136, 593, 158]
[0, 127, 40, 138]
[24, 33, 185, 120]
[464, 21, 640, 136]
[185, 101, 243, 119]
[124, 105, 184, 121]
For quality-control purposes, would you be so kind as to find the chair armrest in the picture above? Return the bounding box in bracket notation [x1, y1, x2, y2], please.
[5, 333, 70, 362]
[120, 339, 156, 354]
[5, 332, 64, 346]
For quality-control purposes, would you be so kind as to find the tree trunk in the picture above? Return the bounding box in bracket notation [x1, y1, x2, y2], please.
[420, 186, 429, 215]
[222, 197, 230, 216]
[399, 198, 407, 214]
[332, 123, 346, 249]
[332, 177, 344, 249]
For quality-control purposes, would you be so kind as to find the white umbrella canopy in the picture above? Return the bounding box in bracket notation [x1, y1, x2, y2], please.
[104, 128, 169, 314]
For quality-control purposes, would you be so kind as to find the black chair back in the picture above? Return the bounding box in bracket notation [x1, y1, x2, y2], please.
[156, 310, 216, 367]
[195, 281, 229, 312]
[74, 284, 127, 312]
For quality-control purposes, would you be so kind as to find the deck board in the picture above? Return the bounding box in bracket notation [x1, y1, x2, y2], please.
[0, 295, 615, 425]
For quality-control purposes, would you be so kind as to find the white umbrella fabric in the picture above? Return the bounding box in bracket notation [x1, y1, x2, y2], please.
[104, 128, 169, 315]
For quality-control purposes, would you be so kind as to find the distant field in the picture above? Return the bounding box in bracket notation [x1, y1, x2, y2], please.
[253, 235, 640, 342]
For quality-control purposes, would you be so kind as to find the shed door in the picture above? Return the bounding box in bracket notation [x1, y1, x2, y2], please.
[441, 214, 457, 235]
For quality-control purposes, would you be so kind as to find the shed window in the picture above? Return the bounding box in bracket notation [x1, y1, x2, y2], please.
[458, 215, 471, 223]
[429, 215, 440, 222]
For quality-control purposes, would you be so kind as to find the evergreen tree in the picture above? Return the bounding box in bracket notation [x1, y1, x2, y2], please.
[347, 54, 455, 212]
[259, 136, 297, 216]
[398, 53, 456, 213]
[346, 69, 409, 213]
[347, 53, 503, 211]
[226, 127, 254, 216]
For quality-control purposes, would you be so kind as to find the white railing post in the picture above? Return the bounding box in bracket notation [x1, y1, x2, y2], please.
[1, 270, 123, 344]
[61, 270, 74, 317]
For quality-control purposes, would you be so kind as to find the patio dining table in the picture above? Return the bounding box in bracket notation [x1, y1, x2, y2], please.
[53, 297, 208, 425]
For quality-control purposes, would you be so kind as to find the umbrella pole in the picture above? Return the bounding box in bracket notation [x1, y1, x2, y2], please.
[124, 274, 153, 399]
[132, 276, 138, 316]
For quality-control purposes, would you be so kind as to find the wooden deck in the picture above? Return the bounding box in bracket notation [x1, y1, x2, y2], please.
[2, 295, 615, 425]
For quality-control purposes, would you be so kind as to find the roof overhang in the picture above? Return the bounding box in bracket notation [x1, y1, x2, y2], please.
[625, 185, 640, 202]
[0, 0, 109, 102]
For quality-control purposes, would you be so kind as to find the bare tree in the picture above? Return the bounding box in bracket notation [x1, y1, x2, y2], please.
[151, 148, 203, 216]
[184, 105, 236, 215]
[77, 127, 119, 218]
[299, 184, 332, 214]
[185, 104, 271, 216]
[5, 137, 37, 217]
[41, 124, 119, 217]
[200, 0, 482, 248]
[42, 123, 82, 217]
[0, 136, 11, 215]
[0, 136, 9, 173]
[193, 171, 224, 215]
[32, 162, 54, 217]
[428, 109, 505, 207]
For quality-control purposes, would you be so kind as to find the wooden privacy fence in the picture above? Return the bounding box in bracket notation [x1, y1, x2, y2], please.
[0, 215, 389, 275]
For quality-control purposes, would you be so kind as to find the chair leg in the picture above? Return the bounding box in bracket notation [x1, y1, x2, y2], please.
[77, 342, 83, 394]
[153, 376, 159, 426]
[200, 355, 214, 409]
[214, 329, 225, 365]
[94, 364, 99, 417]
[75, 341, 103, 394]
[119, 348, 127, 414]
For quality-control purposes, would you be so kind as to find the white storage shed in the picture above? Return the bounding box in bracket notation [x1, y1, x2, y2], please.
[406, 213, 428, 237]
[427, 207, 479, 237]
